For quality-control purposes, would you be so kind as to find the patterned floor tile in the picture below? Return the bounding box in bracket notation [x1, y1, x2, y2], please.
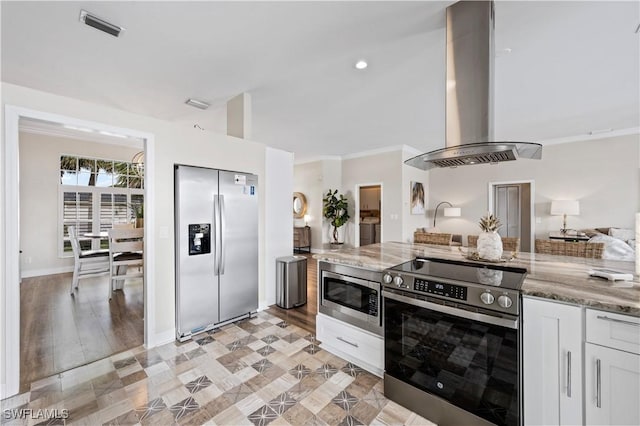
[248, 405, 279, 426]
[10, 311, 429, 426]
[134, 396, 167, 421]
[276, 321, 289, 328]
[185, 375, 213, 394]
[289, 364, 312, 380]
[341, 363, 365, 378]
[251, 359, 274, 373]
[332, 390, 359, 412]
[169, 396, 200, 421]
[303, 344, 322, 355]
[262, 335, 280, 344]
[316, 364, 338, 379]
[257, 345, 276, 356]
[267, 392, 297, 415]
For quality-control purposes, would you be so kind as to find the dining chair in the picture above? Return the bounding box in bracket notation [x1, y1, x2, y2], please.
[414, 232, 453, 246]
[113, 223, 135, 229]
[68, 225, 110, 295]
[108, 227, 144, 299]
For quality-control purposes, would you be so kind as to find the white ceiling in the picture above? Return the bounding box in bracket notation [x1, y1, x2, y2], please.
[2, 1, 638, 161]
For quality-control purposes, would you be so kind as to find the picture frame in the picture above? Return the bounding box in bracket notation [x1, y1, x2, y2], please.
[410, 181, 425, 215]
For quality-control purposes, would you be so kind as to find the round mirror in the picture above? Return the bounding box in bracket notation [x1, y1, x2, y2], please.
[293, 192, 307, 218]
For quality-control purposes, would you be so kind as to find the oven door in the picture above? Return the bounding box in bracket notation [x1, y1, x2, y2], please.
[320, 270, 382, 335]
[383, 290, 520, 426]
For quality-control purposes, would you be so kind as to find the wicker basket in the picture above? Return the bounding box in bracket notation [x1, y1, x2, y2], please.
[414, 232, 453, 246]
[468, 235, 521, 253]
[535, 239, 604, 259]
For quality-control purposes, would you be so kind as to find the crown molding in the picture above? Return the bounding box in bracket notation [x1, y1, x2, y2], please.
[293, 155, 342, 165]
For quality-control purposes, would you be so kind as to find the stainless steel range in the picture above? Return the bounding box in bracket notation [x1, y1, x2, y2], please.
[382, 257, 527, 426]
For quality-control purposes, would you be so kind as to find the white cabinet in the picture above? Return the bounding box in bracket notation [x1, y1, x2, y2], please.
[316, 313, 383, 377]
[359, 187, 380, 211]
[523, 297, 583, 425]
[585, 310, 640, 426]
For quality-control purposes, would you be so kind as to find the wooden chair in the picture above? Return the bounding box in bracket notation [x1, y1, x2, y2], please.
[108, 228, 144, 299]
[535, 239, 604, 259]
[68, 226, 110, 294]
[414, 232, 453, 246]
[468, 235, 521, 253]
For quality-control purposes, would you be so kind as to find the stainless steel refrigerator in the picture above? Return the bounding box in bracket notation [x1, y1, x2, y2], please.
[175, 165, 258, 341]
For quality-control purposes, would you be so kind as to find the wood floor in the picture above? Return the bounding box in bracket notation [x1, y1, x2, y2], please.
[19, 273, 143, 392]
[265, 252, 318, 334]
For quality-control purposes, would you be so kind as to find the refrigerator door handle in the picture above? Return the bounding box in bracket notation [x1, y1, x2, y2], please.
[213, 194, 219, 275]
[220, 194, 226, 275]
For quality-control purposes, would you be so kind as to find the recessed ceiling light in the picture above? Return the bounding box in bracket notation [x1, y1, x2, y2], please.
[354, 60, 368, 70]
[79, 10, 124, 37]
[185, 98, 210, 110]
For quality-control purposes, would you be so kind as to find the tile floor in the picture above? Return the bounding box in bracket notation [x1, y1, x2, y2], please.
[2, 311, 435, 426]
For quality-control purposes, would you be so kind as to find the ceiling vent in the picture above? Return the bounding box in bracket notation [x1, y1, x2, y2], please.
[79, 10, 124, 37]
[185, 98, 210, 110]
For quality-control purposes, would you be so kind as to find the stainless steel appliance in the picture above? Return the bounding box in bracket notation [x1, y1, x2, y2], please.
[382, 257, 526, 426]
[319, 261, 382, 336]
[174, 165, 258, 341]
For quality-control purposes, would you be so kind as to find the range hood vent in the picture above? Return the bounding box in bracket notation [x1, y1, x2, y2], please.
[406, 1, 542, 171]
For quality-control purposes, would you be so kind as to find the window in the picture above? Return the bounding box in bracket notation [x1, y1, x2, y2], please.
[59, 155, 144, 256]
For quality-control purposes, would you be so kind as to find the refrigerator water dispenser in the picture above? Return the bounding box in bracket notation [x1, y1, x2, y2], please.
[188, 224, 211, 255]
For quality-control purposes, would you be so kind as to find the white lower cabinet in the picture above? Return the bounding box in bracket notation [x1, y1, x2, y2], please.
[585, 310, 640, 425]
[523, 297, 583, 425]
[316, 313, 383, 377]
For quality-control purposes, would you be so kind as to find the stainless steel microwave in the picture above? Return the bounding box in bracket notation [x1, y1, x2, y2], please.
[318, 261, 382, 336]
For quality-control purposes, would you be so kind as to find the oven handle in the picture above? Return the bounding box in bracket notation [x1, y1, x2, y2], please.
[382, 290, 519, 330]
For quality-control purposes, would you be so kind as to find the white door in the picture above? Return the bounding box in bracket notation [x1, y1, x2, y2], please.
[523, 297, 583, 425]
[585, 343, 640, 425]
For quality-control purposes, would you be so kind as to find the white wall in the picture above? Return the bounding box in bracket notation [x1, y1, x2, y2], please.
[264, 147, 294, 307]
[428, 135, 640, 246]
[1, 82, 273, 395]
[19, 131, 140, 276]
[402, 147, 431, 242]
[342, 150, 403, 245]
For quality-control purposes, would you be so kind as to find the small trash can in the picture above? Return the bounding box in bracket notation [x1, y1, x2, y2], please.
[276, 255, 307, 309]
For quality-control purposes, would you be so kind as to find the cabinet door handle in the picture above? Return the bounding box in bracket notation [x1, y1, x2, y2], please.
[596, 358, 602, 408]
[336, 336, 359, 348]
[596, 315, 639, 327]
[567, 351, 572, 398]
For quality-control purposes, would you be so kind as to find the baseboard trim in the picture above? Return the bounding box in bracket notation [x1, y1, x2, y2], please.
[21, 265, 74, 278]
[258, 300, 270, 311]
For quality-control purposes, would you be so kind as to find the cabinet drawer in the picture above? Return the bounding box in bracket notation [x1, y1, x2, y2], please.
[586, 309, 640, 354]
[316, 314, 383, 372]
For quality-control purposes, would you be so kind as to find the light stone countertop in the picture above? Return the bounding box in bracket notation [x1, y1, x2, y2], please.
[313, 242, 640, 316]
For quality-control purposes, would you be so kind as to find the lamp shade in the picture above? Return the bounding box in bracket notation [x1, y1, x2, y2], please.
[443, 207, 461, 217]
[550, 200, 580, 216]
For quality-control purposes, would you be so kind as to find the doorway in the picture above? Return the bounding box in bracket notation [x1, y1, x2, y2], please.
[356, 184, 382, 247]
[488, 180, 534, 252]
[3, 106, 156, 398]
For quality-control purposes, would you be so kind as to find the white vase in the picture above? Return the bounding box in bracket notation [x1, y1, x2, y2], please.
[477, 231, 503, 261]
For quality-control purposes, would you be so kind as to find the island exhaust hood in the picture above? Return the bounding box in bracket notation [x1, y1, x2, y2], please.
[405, 0, 542, 170]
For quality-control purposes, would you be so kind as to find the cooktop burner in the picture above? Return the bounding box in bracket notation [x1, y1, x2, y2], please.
[388, 257, 527, 290]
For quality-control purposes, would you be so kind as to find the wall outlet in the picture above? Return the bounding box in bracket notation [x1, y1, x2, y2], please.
[26, 256, 32, 264]
[535, 217, 542, 224]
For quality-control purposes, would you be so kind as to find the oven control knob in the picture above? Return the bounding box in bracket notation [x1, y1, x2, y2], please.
[480, 292, 495, 305]
[393, 276, 404, 287]
[383, 273, 393, 284]
[498, 295, 513, 309]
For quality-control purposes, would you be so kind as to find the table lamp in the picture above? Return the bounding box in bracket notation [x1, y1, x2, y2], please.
[550, 200, 580, 233]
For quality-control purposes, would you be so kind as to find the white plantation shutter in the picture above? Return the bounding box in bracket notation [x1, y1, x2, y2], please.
[59, 154, 144, 257]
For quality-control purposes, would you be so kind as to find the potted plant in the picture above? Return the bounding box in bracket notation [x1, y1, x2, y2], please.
[477, 212, 502, 260]
[323, 189, 350, 245]
[129, 202, 144, 228]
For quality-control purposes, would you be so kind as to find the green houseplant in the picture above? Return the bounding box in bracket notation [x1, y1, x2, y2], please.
[323, 189, 350, 245]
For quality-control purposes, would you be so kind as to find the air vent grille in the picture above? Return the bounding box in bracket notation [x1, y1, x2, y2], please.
[432, 150, 517, 168]
[79, 10, 123, 37]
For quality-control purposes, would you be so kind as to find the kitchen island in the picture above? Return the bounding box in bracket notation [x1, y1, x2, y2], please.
[313, 241, 640, 315]
[313, 241, 640, 426]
